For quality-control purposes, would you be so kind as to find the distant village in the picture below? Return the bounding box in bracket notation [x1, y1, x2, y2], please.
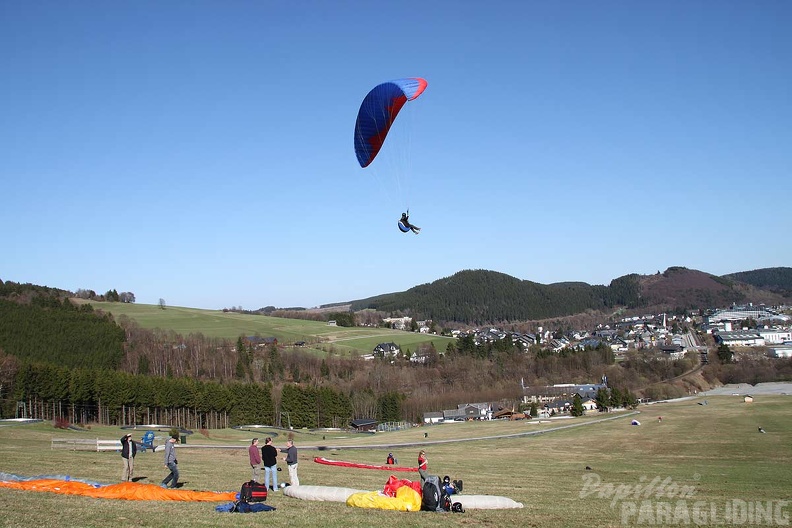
[364, 303, 792, 425]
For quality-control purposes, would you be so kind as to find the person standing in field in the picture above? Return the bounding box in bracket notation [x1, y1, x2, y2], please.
[120, 433, 137, 481]
[281, 438, 299, 486]
[248, 438, 262, 483]
[161, 435, 179, 488]
[418, 449, 428, 484]
[261, 437, 279, 491]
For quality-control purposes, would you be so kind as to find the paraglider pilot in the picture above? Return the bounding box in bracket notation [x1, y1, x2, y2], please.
[398, 212, 421, 234]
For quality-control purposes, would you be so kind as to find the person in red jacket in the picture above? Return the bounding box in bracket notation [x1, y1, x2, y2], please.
[418, 449, 428, 484]
[248, 438, 262, 483]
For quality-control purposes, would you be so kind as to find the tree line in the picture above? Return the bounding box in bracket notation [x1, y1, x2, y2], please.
[5, 361, 403, 429]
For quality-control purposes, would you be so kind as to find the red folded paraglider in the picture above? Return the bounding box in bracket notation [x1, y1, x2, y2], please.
[314, 456, 417, 472]
[382, 475, 422, 497]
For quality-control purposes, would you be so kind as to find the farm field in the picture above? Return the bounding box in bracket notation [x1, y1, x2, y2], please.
[1, 394, 791, 527]
[76, 300, 454, 357]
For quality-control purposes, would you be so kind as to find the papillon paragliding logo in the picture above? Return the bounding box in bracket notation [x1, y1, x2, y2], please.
[354, 78, 428, 233]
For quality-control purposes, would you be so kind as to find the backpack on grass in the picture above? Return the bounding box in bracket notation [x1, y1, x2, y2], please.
[421, 475, 450, 512]
[240, 480, 268, 502]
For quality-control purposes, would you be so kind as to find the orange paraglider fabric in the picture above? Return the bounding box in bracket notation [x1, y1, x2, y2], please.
[0, 479, 236, 502]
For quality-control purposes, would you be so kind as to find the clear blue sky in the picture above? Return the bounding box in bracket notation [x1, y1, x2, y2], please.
[1, 1, 790, 310]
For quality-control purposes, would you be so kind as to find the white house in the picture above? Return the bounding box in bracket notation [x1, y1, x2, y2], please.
[423, 412, 444, 424]
[769, 346, 792, 358]
[383, 317, 412, 330]
[373, 342, 400, 357]
[715, 331, 765, 347]
[758, 328, 792, 344]
[409, 353, 428, 364]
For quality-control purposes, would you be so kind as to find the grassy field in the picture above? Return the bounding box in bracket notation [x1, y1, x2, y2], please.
[77, 301, 454, 357]
[1, 395, 791, 527]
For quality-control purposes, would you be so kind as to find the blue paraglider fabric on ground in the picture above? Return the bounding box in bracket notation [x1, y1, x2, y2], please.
[216, 501, 275, 513]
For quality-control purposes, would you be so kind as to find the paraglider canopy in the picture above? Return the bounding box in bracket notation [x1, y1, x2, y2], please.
[354, 78, 428, 169]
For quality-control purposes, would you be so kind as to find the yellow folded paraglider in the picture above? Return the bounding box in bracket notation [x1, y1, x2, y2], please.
[346, 485, 421, 511]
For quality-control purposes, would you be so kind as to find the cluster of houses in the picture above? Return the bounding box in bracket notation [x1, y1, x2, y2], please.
[370, 304, 792, 362]
[420, 382, 609, 423]
[469, 314, 695, 358]
[384, 304, 791, 424]
[706, 306, 792, 357]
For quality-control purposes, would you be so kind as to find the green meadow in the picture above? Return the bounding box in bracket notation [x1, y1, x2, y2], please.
[78, 301, 454, 356]
[1, 394, 791, 527]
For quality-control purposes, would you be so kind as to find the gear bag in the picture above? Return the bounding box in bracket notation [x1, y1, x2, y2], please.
[421, 475, 450, 512]
[240, 480, 268, 502]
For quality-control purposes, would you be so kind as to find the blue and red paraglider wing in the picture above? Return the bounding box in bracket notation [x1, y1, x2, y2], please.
[354, 78, 427, 168]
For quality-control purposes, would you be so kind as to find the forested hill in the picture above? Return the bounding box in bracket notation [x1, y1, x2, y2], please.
[349, 267, 792, 324]
[724, 267, 792, 297]
[0, 282, 125, 369]
[351, 270, 621, 323]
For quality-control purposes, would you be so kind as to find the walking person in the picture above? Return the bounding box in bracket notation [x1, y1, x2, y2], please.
[248, 438, 262, 483]
[161, 435, 179, 488]
[281, 438, 299, 486]
[120, 433, 137, 481]
[261, 437, 278, 491]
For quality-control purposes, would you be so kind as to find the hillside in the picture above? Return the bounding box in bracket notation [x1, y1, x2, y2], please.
[349, 270, 614, 323]
[724, 267, 792, 296]
[0, 283, 125, 369]
[349, 267, 792, 324]
[3, 276, 792, 430]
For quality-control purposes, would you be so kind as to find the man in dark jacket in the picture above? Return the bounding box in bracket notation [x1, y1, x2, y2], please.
[281, 439, 299, 486]
[399, 212, 421, 234]
[120, 433, 137, 481]
[261, 437, 279, 491]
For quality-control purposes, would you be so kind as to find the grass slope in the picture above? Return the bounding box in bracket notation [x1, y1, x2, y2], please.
[79, 301, 454, 356]
[1, 394, 790, 527]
